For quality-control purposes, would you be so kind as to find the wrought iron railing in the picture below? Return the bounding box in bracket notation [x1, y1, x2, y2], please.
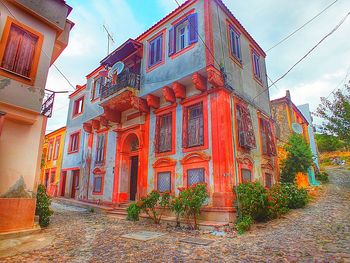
[100, 70, 140, 100]
[41, 89, 55, 118]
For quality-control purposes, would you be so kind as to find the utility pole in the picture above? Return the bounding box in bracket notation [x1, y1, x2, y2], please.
[103, 24, 115, 55]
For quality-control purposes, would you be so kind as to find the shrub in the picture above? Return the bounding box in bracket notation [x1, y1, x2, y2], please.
[267, 183, 289, 219]
[282, 183, 309, 209]
[126, 203, 141, 221]
[236, 182, 269, 222]
[35, 184, 52, 227]
[316, 171, 329, 183]
[139, 191, 170, 224]
[169, 195, 184, 227]
[280, 134, 313, 183]
[179, 184, 208, 229]
[235, 215, 253, 235]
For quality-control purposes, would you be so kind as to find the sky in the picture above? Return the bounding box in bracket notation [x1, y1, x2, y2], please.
[46, 0, 350, 132]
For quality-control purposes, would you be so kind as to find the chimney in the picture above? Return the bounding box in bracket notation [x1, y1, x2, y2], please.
[286, 90, 291, 100]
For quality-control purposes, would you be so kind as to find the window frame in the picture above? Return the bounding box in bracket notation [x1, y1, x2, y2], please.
[156, 171, 172, 193]
[154, 103, 176, 157]
[181, 94, 208, 153]
[228, 23, 242, 66]
[91, 76, 105, 101]
[146, 29, 166, 72]
[50, 169, 56, 184]
[0, 17, 44, 86]
[187, 167, 205, 187]
[95, 131, 107, 165]
[92, 176, 104, 195]
[53, 136, 61, 160]
[258, 116, 276, 157]
[251, 49, 263, 84]
[47, 139, 54, 161]
[181, 152, 210, 190]
[264, 173, 273, 189]
[153, 158, 176, 194]
[68, 130, 81, 154]
[72, 96, 84, 118]
[237, 157, 254, 184]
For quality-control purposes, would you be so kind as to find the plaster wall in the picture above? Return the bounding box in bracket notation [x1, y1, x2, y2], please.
[0, 3, 57, 112]
[211, 3, 270, 115]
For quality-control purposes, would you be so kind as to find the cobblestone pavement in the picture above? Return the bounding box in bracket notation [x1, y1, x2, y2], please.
[2, 167, 350, 262]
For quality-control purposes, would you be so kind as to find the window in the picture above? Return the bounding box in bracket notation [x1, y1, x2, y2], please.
[155, 113, 172, 153]
[93, 176, 103, 193]
[265, 173, 273, 188]
[1, 23, 39, 78]
[95, 133, 106, 164]
[236, 104, 256, 149]
[169, 13, 198, 56]
[47, 140, 53, 161]
[72, 97, 84, 117]
[183, 103, 204, 148]
[187, 168, 205, 186]
[241, 169, 252, 183]
[68, 132, 80, 153]
[229, 26, 242, 61]
[148, 34, 163, 68]
[157, 172, 171, 192]
[252, 51, 261, 80]
[92, 77, 104, 100]
[260, 118, 276, 156]
[50, 170, 56, 184]
[53, 137, 61, 160]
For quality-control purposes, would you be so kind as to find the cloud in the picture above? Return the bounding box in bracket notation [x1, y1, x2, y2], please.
[157, 0, 187, 13]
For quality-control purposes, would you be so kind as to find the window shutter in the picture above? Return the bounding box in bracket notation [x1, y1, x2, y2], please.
[148, 42, 154, 68]
[266, 122, 277, 156]
[188, 13, 198, 45]
[168, 27, 176, 56]
[2, 25, 22, 71]
[16, 33, 37, 77]
[154, 116, 160, 153]
[156, 37, 161, 62]
[243, 107, 256, 149]
[182, 107, 188, 148]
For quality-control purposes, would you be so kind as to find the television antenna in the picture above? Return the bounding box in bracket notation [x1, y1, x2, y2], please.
[103, 24, 115, 55]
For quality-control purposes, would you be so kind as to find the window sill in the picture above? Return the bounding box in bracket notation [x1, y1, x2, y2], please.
[253, 75, 263, 87]
[155, 150, 175, 158]
[146, 60, 165, 73]
[92, 191, 103, 196]
[0, 67, 34, 85]
[170, 43, 196, 60]
[182, 144, 207, 153]
[68, 150, 79, 155]
[229, 54, 243, 68]
[72, 112, 83, 119]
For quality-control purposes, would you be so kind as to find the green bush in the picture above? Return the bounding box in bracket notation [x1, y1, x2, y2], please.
[35, 184, 52, 227]
[282, 183, 309, 209]
[267, 183, 289, 219]
[235, 215, 253, 235]
[179, 184, 208, 229]
[169, 195, 184, 227]
[236, 182, 269, 222]
[126, 203, 141, 221]
[316, 171, 329, 183]
[139, 191, 170, 224]
[281, 134, 313, 183]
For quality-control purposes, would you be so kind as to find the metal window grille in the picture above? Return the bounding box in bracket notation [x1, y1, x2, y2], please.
[158, 113, 172, 153]
[187, 168, 205, 186]
[157, 172, 171, 192]
[187, 103, 204, 147]
[265, 173, 273, 188]
[93, 177, 102, 192]
[241, 169, 252, 183]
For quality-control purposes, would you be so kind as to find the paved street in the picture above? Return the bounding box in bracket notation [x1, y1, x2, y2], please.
[1, 168, 350, 262]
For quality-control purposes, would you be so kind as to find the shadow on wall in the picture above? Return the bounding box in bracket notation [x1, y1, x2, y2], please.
[0, 176, 34, 198]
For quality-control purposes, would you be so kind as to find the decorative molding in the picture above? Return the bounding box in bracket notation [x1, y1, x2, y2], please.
[162, 86, 176, 103]
[180, 152, 211, 165]
[131, 97, 150, 113]
[261, 160, 274, 171]
[100, 116, 109, 127]
[92, 119, 100, 130]
[172, 82, 186, 99]
[192, 72, 207, 91]
[206, 65, 224, 87]
[93, 167, 106, 175]
[83, 122, 92, 133]
[146, 94, 160, 109]
[152, 157, 177, 168]
[236, 154, 254, 166]
[103, 106, 121, 123]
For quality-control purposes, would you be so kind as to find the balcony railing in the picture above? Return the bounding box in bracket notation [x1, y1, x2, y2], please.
[41, 89, 55, 118]
[100, 71, 140, 100]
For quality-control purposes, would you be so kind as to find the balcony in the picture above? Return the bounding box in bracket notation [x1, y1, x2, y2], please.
[41, 89, 55, 118]
[100, 70, 140, 100]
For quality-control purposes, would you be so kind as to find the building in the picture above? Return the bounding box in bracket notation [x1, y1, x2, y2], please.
[61, 0, 277, 222]
[0, 0, 73, 233]
[271, 91, 319, 186]
[297, 104, 320, 169]
[40, 127, 66, 197]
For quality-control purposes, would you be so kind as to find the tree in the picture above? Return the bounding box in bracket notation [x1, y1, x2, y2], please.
[280, 134, 313, 183]
[316, 83, 350, 142]
[315, 133, 349, 152]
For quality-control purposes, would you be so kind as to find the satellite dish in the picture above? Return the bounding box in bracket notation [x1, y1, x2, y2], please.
[108, 61, 124, 78]
[292, 123, 303, 134]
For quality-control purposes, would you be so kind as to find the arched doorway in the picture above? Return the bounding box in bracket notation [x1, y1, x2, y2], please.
[122, 133, 140, 201]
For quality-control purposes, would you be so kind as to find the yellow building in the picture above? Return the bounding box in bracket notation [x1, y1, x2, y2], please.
[0, 0, 73, 233]
[41, 127, 66, 197]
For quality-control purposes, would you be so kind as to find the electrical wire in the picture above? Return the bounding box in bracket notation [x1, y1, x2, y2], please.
[325, 63, 350, 99]
[266, 0, 339, 52]
[0, 0, 76, 92]
[253, 11, 350, 102]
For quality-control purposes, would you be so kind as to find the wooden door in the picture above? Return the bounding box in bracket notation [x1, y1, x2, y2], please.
[129, 156, 139, 201]
[60, 171, 67, 197]
[71, 170, 80, 198]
